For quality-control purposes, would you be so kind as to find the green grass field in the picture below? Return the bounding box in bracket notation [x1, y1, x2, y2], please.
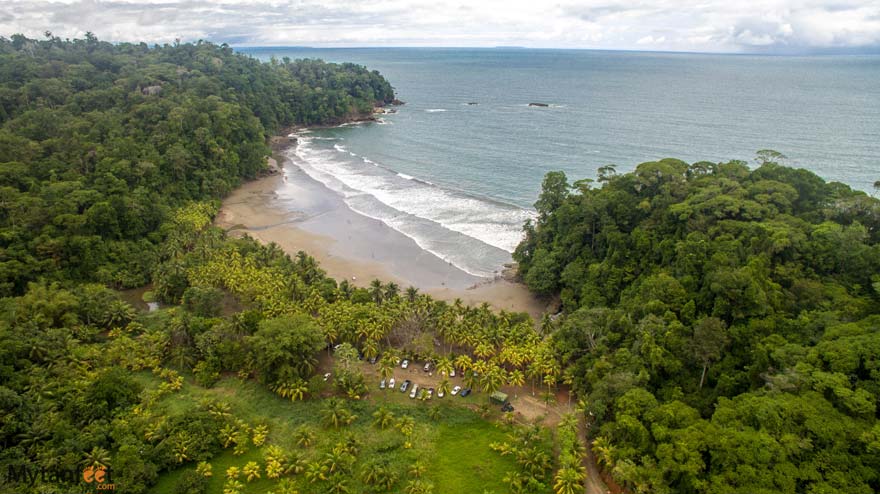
[147, 374, 519, 494]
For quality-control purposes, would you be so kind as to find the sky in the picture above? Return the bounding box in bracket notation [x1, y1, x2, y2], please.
[2, 0, 879, 54]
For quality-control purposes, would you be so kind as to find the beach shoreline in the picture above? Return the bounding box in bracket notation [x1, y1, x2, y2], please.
[215, 131, 547, 320]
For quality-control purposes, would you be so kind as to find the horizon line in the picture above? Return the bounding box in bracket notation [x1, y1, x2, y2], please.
[233, 45, 880, 57]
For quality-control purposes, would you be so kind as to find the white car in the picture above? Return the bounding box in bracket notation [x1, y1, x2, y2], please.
[379, 379, 386, 389]
[451, 385, 461, 395]
[401, 359, 409, 369]
[323, 372, 332, 381]
[388, 378, 395, 389]
[437, 389, 445, 398]
[450, 369, 456, 377]
[409, 384, 419, 398]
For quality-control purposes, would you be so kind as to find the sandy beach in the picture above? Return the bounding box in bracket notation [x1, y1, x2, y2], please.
[215, 144, 547, 320]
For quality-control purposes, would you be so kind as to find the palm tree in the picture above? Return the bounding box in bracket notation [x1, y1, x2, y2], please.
[369, 279, 384, 305]
[242, 461, 261, 482]
[427, 406, 441, 421]
[408, 461, 427, 478]
[321, 398, 356, 429]
[592, 436, 615, 468]
[290, 379, 308, 401]
[396, 415, 415, 436]
[378, 354, 395, 381]
[508, 369, 526, 388]
[474, 342, 494, 360]
[362, 338, 379, 361]
[83, 446, 111, 469]
[294, 425, 316, 448]
[405, 479, 434, 494]
[464, 370, 479, 390]
[361, 461, 398, 490]
[503, 471, 527, 494]
[304, 461, 327, 483]
[405, 286, 419, 302]
[454, 355, 472, 375]
[276, 478, 299, 494]
[543, 373, 558, 402]
[562, 369, 576, 406]
[361, 462, 382, 486]
[480, 365, 505, 395]
[323, 447, 354, 475]
[286, 453, 307, 475]
[384, 282, 400, 300]
[553, 466, 586, 494]
[436, 357, 454, 377]
[338, 279, 353, 300]
[437, 379, 451, 397]
[372, 407, 395, 429]
[103, 299, 136, 328]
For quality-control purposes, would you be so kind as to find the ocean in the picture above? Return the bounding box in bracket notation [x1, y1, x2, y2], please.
[241, 47, 880, 278]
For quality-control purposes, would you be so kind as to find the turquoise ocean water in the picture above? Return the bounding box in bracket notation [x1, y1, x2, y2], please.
[242, 47, 880, 277]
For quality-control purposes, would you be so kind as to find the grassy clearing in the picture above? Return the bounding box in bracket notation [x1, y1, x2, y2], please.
[148, 374, 519, 494]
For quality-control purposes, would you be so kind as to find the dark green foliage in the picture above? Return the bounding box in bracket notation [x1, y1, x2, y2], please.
[247, 314, 326, 384]
[516, 156, 880, 493]
[172, 470, 208, 494]
[182, 286, 224, 317]
[0, 35, 394, 295]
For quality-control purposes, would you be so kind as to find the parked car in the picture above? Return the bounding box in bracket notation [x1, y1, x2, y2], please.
[379, 378, 386, 389]
[437, 388, 445, 398]
[409, 384, 419, 399]
[369, 356, 378, 364]
[423, 362, 432, 372]
[450, 368, 456, 377]
[400, 379, 411, 392]
[451, 385, 461, 396]
[427, 388, 434, 399]
[388, 378, 396, 389]
[460, 388, 472, 397]
[323, 372, 332, 381]
[401, 359, 409, 369]
[501, 402, 514, 412]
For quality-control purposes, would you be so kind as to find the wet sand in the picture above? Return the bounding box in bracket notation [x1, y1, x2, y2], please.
[215, 149, 546, 320]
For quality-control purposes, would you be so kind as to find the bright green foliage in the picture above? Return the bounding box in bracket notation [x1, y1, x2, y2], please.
[516, 158, 880, 493]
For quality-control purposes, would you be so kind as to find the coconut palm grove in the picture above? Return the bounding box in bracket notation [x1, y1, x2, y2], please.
[0, 35, 879, 494]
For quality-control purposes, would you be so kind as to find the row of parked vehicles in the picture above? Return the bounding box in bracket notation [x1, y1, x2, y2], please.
[398, 358, 456, 376]
[378, 378, 471, 399]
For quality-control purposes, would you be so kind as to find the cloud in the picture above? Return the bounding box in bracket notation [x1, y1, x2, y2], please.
[0, 0, 878, 53]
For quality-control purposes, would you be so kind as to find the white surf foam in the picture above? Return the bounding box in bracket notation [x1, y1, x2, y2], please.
[289, 136, 535, 276]
[424, 109, 447, 113]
